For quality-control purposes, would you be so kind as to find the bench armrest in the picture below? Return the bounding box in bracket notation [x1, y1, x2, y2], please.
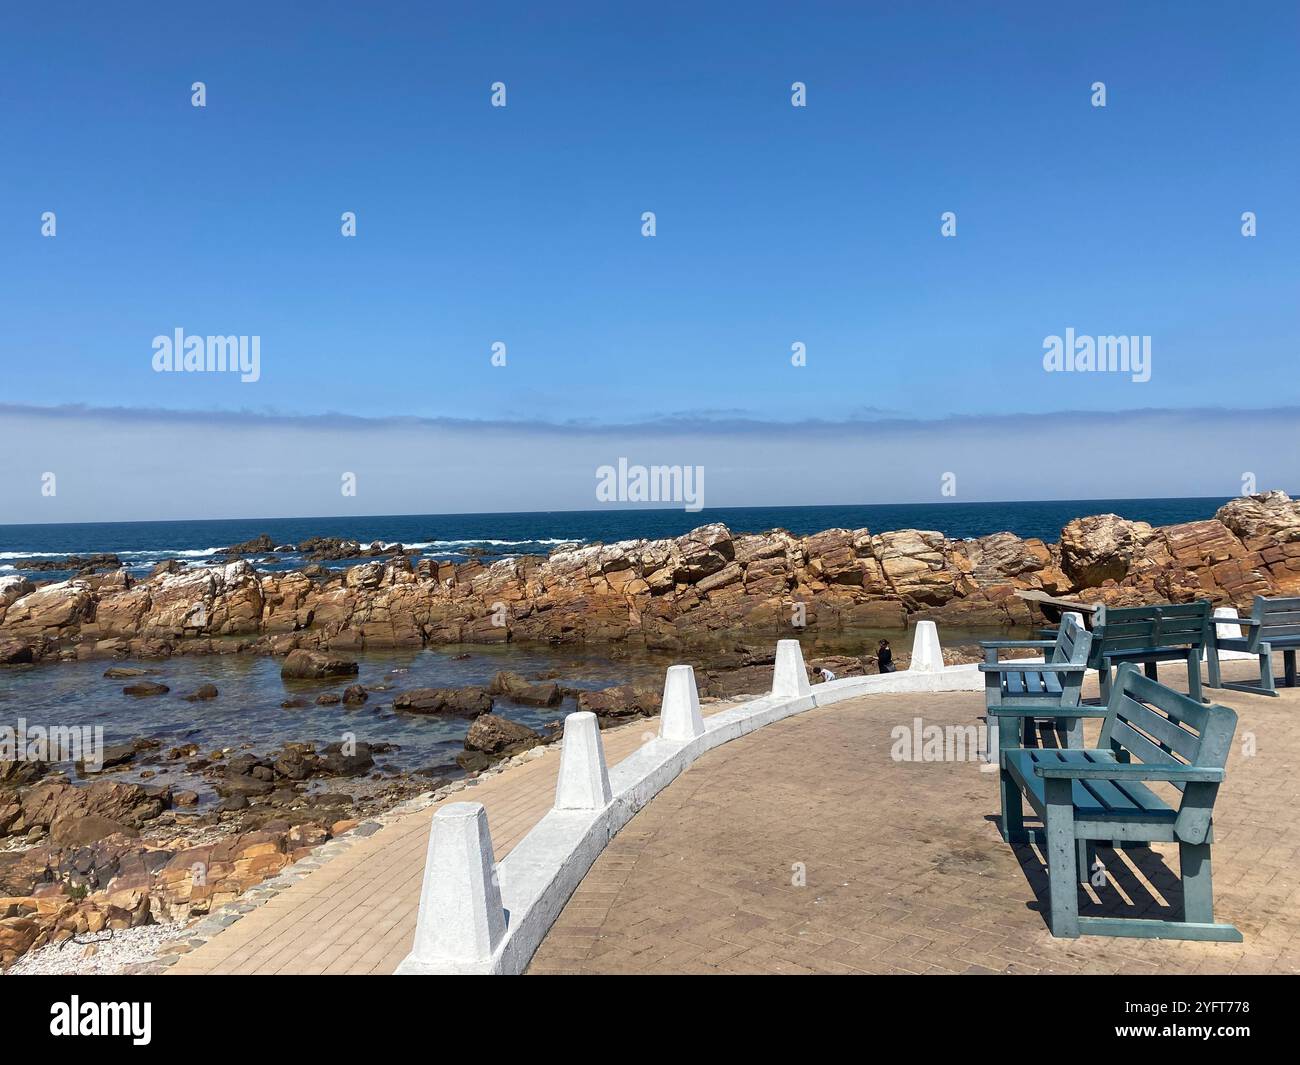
[978, 662, 1087, 673]
[1034, 763, 1225, 783]
[980, 640, 1055, 649]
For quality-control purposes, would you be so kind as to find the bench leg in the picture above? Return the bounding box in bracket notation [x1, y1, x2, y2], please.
[1259, 647, 1277, 695]
[1285, 649, 1297, 688]
[1179, 840, 1215, 925]
[1143, 661, 1159, 682]
[983, 715, 999, 764]
[1186, 650, 1205, 703]
[999, 767, 1024, 843]
[1062, 715, 1084, 749]
[1044, 778, 1080, 937]
[1206, 644, 1223, 688]
[1098, 665, 1111, 704]
[1076, 839, 1096, 883]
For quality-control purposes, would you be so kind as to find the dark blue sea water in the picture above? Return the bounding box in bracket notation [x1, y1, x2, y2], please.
[0, 497, 1240, 581]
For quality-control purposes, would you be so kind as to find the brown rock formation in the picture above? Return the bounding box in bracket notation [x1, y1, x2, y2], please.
[464, 714, 542, 756]
[392, 687, 492, 717]
[3, 493, 1299, 659]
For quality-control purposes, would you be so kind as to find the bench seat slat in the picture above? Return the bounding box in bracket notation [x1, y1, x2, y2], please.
[1005, 749, 1176, 823]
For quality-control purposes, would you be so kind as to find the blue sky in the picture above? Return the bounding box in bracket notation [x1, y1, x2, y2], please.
[0, 1, 1297, 521]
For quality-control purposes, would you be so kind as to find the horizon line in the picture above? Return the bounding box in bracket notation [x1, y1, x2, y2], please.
[0, 492, 1278, 533]
[3, 400, 1300, 437]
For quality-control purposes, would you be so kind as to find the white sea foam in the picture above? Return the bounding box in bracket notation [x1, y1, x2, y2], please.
[113, 547, 224, 558]
[422, 537, 583, 548]
[0, 546, 224, 560]
[0, 538, 586, 568]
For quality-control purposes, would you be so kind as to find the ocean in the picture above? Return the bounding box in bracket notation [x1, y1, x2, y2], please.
[0, 496, 1242, 581]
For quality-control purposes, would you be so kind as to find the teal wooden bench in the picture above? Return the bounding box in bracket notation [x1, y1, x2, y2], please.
[980, 616, 1095, 756]
[1088, 601, 1213, 704]
[1207, 595, 1300, 697]
[998, 664, 1239, 941]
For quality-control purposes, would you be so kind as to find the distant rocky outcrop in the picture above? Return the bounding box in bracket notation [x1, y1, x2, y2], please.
[217, 534, 415, 563]
[16, 554, 122, 574]
[2, 493, 1298, 661]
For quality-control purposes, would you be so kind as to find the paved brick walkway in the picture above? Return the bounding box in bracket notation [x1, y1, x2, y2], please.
[529, 664, 1300, 975]
[166, 704, 732, 974]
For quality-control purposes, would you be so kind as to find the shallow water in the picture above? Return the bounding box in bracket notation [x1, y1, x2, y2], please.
[0, 622, 1020, 808]
[0, 643, 680, 793]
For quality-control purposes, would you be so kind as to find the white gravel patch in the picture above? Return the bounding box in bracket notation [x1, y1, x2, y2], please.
[3, 921, 194, 976]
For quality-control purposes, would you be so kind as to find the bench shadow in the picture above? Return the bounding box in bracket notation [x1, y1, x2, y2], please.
[1009, 831, 1185, 928]
[1021, 721, 1068, 749]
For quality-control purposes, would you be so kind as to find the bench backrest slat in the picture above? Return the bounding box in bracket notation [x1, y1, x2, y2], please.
[1049, 616, 1093, 704]
[1251, 596, 1300, 642]
[1112, 693, 1204, 763]
[1098, 665, 1237, 844]
[1056, 619, 1077, 659]
[1090, 601, 1212, 665]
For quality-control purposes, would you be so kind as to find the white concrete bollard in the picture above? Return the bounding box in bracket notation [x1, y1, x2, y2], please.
[772, 638, 812, 698]
[658, 664, 704, 742]
[1214, 606, 1244, 640]
[554, 711, 612, 811]
[908, 620, 944, 673]
[396, 802, 505, 974]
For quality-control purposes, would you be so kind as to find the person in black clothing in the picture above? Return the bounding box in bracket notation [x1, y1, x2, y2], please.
[877, 639, 897, 673]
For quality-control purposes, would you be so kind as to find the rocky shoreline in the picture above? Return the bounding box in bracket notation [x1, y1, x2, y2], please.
[2, 492, 1296, 666]
[0, 635, 959, 971]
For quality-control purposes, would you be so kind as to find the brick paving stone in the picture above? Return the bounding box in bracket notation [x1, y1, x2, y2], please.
[529, 661, 1300, 975]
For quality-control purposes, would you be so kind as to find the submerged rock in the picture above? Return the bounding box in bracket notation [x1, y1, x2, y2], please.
[280, 649, 358, 679]
[487, 670, 562, 707]
[392, 687, 492, 717]
[123, 681, 169, 697]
